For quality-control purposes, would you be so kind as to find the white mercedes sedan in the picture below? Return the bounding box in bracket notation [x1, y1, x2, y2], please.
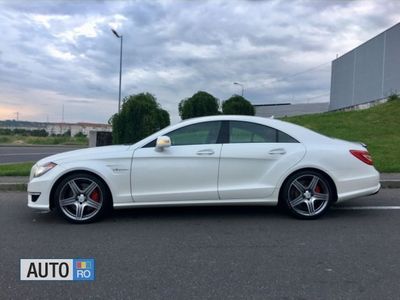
[27, 115, 380, 223]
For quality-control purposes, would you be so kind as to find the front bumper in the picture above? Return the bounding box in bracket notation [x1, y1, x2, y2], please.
[27, 177, 53, 211]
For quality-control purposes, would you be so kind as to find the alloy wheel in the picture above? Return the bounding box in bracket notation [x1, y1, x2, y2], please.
[287, 174, 330, 217]
[58, 177, 103, 221]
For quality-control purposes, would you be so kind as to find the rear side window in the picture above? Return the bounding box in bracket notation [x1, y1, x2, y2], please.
[277, 130, 298, 143]
[229, 121, 298, 143]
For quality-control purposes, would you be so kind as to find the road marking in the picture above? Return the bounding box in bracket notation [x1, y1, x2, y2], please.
[333, 206, 400, 210]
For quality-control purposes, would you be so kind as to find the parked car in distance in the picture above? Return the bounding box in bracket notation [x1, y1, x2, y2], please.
[28, 115, 380, 223]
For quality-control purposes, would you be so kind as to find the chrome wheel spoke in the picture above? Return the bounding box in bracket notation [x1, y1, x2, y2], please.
[75, 203, 85, 220]
[308, 176, 319, 191]
[314, 192, 329, 202]
[86, 199, 101, 210]
[305, 200, 315, 215]
[84, 182, 97, 196]
[290, 195, 305, 207]
[68, 180, 82, 195]
[60, 197, 76, 207]
[292, 180, 306, 193]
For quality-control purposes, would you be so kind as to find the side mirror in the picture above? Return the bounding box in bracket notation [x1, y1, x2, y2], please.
[155, 136, 171, 151]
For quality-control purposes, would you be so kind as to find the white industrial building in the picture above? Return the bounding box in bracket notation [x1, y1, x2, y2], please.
[0, 121, 111, 136]
[330, 22, 400, 110]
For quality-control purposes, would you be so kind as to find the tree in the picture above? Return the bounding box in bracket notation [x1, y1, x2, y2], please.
[178, 91, 220, 120]
[222, 95, 255, 116]
[111, 92, 170, 144]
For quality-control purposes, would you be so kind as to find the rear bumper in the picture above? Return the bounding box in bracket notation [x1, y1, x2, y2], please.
[336, 170, 381, 202]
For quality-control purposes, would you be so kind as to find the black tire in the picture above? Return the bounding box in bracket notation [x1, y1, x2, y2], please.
[280, 170, 334, 219]
[54, 172, 111, 224]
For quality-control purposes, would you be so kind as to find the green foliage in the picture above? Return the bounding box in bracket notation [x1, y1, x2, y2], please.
[62, 130, 71, 137]
[112, 92, 170, 144]
[0, 136, 12, 143]
[179, 91, 220, 120]
[222, 95, 255, 115]
[0, 162, 34, 176]
[74, 132, 87, 138]
[0, 135, 88, 145]
[388, 93, 399, 102]
[283, 101, 400, 172]
[0, 128, 12, 135]
[0, 128, 48, 137]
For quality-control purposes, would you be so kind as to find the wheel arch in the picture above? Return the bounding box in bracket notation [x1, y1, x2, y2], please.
[49, 170, 114, 210]
[278, 167, 338, 205]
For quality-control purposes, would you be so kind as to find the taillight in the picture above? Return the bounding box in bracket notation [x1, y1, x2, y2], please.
[350, 150, 373, 165]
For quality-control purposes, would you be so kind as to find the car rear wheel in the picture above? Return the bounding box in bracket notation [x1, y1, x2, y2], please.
[54, 173, 110, 224]
[281, 170, 333, 219]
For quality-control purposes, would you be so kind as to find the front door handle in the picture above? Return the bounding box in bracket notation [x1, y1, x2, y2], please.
[196, 149, 215, 155]
[268, 148, 286, 155]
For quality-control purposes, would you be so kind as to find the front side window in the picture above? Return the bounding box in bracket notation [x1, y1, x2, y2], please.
[168, 121, 222, 146]
[229, 121, 298, 143]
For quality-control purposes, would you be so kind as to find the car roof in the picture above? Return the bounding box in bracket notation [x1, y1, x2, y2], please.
[177, 115, 329, 142]
[132, 115, 330, 148]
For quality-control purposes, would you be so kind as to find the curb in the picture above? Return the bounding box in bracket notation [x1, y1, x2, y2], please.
[1, 180, 399, 192]
[0, 183, 28, 192]
[380, 180, 400, 189]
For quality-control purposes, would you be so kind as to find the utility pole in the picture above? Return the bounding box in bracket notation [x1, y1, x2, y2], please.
[111, 28, 123, 113]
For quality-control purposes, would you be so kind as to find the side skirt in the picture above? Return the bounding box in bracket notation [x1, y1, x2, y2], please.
[113, 198, 278, 209]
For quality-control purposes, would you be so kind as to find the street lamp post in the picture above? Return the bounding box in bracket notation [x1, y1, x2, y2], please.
[111, 28, 123, 113]
[233, 82, 244, 97]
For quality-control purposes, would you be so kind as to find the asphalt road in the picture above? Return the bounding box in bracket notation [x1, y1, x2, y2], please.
[1, 189, 400, 299]
[0, 146, 83, 164]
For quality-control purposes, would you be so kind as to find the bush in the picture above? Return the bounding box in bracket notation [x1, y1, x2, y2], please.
[112, 92, 170, 144]
[388, 93, 399, 102]
[222, 95, 255, 116]
[74, 132, 87, 138]
[178, 91, 220, 120]
[31, 129, 48, 137]
[0, 129, 12, 135]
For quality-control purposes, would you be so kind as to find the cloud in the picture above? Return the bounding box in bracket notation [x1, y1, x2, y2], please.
[0, 0, 399, 124]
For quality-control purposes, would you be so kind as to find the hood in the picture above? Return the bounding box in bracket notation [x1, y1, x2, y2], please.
[36, 145, 132, 165]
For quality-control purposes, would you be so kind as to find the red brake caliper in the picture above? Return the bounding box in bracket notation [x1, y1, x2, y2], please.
[315, 185, 321, 193]
[90, 189, 100, 202]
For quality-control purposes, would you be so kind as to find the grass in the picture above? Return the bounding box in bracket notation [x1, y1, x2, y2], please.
[0, 135, 88, 146]
[282, 100, 400, 173]
[0, 162, 34, 176]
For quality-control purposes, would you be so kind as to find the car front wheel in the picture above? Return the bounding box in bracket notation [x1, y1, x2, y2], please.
[281, 170, 333, 219]
[54, 173, 110, 223]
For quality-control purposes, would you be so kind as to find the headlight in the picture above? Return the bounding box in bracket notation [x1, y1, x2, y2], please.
[33, 162, 57, 178]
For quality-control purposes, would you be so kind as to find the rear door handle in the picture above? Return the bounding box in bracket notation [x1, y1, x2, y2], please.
[196, 149, 215, 155]
[268, 148, 286, 155]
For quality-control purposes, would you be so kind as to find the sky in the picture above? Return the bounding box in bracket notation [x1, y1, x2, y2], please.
[0, 0, 399, 124]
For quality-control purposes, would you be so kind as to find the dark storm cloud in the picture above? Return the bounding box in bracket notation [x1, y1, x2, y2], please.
[0, 0, 399, 122]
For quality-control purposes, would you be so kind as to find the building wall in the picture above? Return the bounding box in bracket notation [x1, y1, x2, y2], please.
[255, 102, 329, 118]
[330, 23, 400, 110]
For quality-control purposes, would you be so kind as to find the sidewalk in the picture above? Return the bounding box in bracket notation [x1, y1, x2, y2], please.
[1, 174, 399, 192]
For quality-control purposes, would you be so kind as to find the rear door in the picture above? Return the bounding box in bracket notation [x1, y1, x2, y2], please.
[218, 121, 306, 200]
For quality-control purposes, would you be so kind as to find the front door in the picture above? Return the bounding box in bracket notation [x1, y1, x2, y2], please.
[132, 121, 223, 202]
